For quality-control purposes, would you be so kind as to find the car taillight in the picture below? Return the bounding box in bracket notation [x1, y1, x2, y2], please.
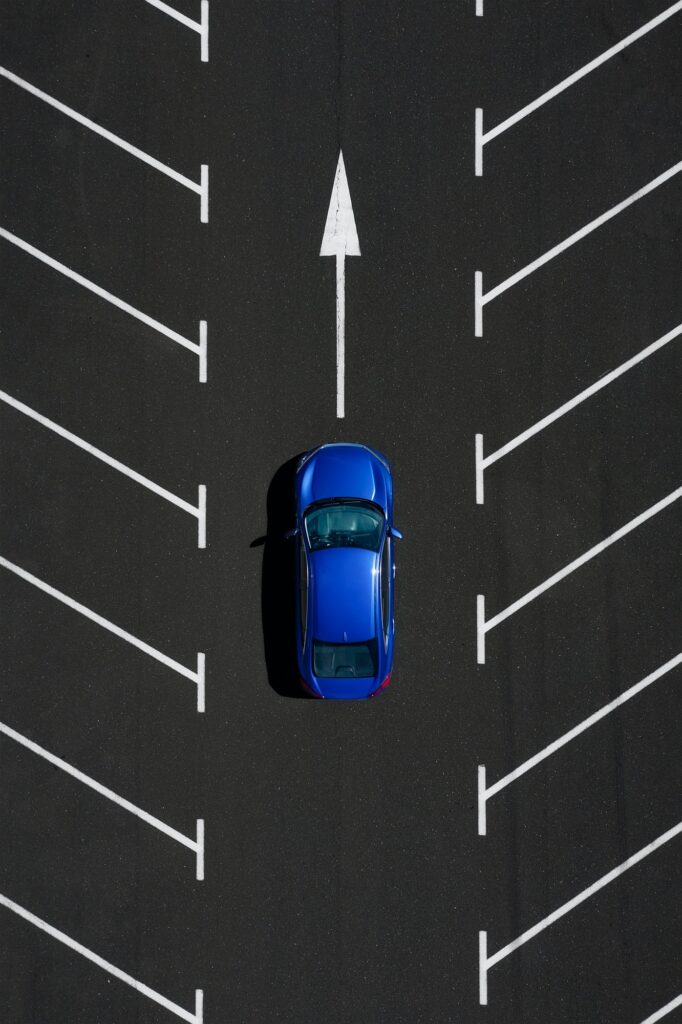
[369, 674, 391, 697]
[299, 676, 321, 698]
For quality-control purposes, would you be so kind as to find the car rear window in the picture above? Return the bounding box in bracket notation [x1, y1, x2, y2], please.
[313, 640, 377, 678]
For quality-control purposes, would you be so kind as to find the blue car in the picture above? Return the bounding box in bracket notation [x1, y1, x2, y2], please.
[288, 443, 402, 699]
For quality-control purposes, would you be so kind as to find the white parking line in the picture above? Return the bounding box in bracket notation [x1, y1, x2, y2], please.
[479, 819, 682, 1004]
[475, 1, 682, 175]
[0, 389, 206, 547]
[0, 893, 203, 1022]
[478, 653, 682, 834]
[477, 486, 682, 663]
[195, 818, 205, 882]
[0, 227, 207, 380]
[0, 556, 205, 711]
[476, 0, 483, 15]
[475, 108, 484, 176]
[144, 0, 209, 62]
[475, 323, 682, 503]
[640, 994, 682, 1024]
[474, 160, 682, 336]
[0, 67, 208, 221]
[200, 163, 209, 223]
[0, 720, 204, 878]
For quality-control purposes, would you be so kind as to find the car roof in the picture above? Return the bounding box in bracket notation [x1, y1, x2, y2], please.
[309, 547, 378, 643]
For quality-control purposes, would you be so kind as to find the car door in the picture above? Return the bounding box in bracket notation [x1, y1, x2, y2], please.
[299, 535, 308, 647]
[380, 534, 391, 649]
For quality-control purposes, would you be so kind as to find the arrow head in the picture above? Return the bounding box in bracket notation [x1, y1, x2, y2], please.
[320, 151, 361, 257]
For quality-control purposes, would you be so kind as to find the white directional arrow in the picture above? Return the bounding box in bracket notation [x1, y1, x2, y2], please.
[320, 150, 361, 419]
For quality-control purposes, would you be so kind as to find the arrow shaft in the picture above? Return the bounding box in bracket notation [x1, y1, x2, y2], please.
[336, 252, 345, 419]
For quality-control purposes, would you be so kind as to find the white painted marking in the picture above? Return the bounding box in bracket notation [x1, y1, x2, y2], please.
[640, 994, 682, 1024]
[475, 433, 484, 505]
[0, 66, 207, 216]
[0, 227, 204, 366]
[479, 930, 488, 1004]
[478, 765, 487, 836]
[0, 720, 201, 861]
[0, 893, 203, 1023]
[144, 0, 201, 32]
[200, 1, 209, 62]
[198, 320, 207, 383]
[0, 556, 204, 701]
[336, 253, 345, 419]
[196, 652, 206, 713]
[478, 323, 682, 499]
[474, 270, 483, 337]
[482, 2, 682, 151]
[476, 0, 483, 15]
[480, 161, 682, 312]
[0, 389, 204, 542]
[482, 486, 682, 640]
[320, 151, 361, 258]
[475, 108, 483, 176]
[197, 485, 207, 549]
[480, 654, 681, 833]
[196, 818, 205, 881]
[200, 164, 209, 223]
[481, 819, 682, 1005]
[144, 0, 208, 59]
[476, 594, 486, 665]
[320, 151, 361, 420]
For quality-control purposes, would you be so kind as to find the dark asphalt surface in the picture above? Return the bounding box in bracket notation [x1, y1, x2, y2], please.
[1, 1, 681, 1022]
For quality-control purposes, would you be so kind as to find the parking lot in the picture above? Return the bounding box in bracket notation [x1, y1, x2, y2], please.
[1, 1, 680, 1022]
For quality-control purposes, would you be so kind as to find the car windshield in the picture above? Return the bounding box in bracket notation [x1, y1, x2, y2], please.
[305, 501, 384, 552]
[313, 640, 378, 678]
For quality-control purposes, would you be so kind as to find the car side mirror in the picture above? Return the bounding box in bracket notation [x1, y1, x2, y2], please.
[389, 527, 403, 540]
[284, 526, 299, 539]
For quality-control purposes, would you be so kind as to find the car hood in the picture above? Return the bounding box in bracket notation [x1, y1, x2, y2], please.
[299, 445, 389, 511]
[310, 547, 378, 643]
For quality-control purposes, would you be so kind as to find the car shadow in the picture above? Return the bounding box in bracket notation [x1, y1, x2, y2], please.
[251, 453, 312, 698]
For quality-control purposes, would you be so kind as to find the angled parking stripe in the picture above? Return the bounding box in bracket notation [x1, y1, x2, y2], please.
[480, 820, 682, 1003]
[475, 1, 682, 174]
[478, 653, 682, 834]
[475, 323, 682, 503]
[639, 994, 682, 1024]
[474, 161, 682, 336]
[477, 486, 682, 663]
[0, 67, 208, 220]
[0, 720, 204, 878]
[0, 389, 206, 547]
[0, 556, 205, 711]
[0, 227, 207, 380]
[0, 894, 203, 1022]
[144, 0, 209, 61]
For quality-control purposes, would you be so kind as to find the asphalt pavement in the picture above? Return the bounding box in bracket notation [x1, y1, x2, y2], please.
[1, 1, 681, 1022]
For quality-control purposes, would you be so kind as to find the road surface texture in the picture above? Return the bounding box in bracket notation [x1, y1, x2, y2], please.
[1, 1, 680, 1022]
